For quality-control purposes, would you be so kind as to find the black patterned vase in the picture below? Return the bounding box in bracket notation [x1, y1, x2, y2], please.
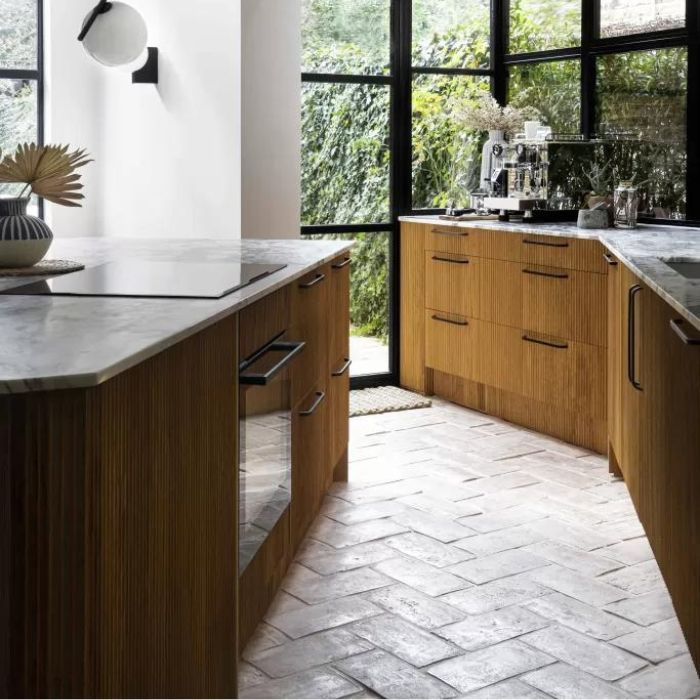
[0, 197, 53, 268]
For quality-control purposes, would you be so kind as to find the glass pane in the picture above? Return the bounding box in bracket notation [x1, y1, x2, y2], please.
[509, 0, 580, 53]
[509, 60, 581, 135]
[597, 48, 687, 219]
[301, 0, 390, 75]
[412, 0, 490, 69]
[413, 74, 491, 209]
[0, 79, 37, 197]
[0, 0, 38, 70]
[302, 82, 390, 226]
[600, 0, 685, 38]
[302, 232, 390, 377]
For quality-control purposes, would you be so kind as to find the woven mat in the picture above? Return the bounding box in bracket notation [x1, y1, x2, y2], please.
[0, 260, 85, 277]
[350, 386, 432, 417]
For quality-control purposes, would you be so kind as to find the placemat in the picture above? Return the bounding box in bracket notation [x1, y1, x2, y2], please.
[0, 260, 85, 277]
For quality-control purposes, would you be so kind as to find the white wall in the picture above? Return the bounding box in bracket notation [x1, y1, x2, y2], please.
[241, 0, 301, 239]
[46, 0, 242, 239]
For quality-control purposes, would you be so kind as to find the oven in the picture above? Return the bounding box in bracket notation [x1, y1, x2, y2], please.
[238, 332, 305, 574]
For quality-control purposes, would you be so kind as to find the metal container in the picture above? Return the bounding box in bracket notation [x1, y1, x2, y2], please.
[614, 181, 640, 229]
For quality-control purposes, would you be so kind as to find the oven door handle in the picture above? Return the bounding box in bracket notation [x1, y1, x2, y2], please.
[239, 341, 306, 386]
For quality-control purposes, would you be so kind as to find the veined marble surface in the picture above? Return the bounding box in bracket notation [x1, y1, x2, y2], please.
[401, 215, 700, 336]
[0, 238, 352, 395]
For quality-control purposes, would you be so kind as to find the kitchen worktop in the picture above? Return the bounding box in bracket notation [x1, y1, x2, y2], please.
[0, 237, 352, 394]
[401, 215, 700, 335]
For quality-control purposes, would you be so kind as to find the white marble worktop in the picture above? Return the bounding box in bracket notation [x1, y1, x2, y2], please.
[401, 215, 700, 336]
[0, 238, 352, 395]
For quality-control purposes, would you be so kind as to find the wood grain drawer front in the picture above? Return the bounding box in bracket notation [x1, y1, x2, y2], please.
[472, 228, 522, 262]
[426, 251, 478, 317]
[480, 259, 523, 328]
[240, 286, 291, 360]
[522, 265, 607, 346]
[425, 311, 477, 381]
[522, 333, 606, 420]
[521, 235, 608, 274]
[329, 254, 351, 370]
[477, 322, 524, 395]
[425, 225, 477, 256]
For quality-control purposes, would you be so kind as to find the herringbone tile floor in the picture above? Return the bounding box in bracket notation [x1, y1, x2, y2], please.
[241, 399, 700, 699]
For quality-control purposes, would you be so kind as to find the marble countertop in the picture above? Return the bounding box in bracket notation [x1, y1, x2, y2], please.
[401, 215, 700, 335]
[0, 238, 352, 395]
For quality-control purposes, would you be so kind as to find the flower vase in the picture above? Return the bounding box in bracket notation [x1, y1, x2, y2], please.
[0, 197, 53, 268]
[480, 129, 506, 194]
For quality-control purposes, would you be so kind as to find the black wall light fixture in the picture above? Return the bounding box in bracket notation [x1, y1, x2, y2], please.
[78, 0, 159, 84]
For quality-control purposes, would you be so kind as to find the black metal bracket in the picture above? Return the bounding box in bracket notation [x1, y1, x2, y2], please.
[132, 47, 159, 84]
[77, 0, 112, 42]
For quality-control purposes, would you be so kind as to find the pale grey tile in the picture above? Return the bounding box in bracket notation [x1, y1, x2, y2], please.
[335, 649, 458, 699]
[597, 516, 646, 541]
[602, 537, 655, 566]
[238, 662, 269, 691]
[296, 538, 336, 559]
[448, 549, 548, 584]
[441, 574, 549, 615]
[398, 493, 483, 519]
[326, 499, 408, 525]
[613, 617, 690, 663]
[526, 517, 619, 551]
[515, 457, 605, 490]
[604, 589, 676, 626]
[460, 505, 547, 533]
[600, 560, 665, 595]
[454, 525, 545, 557]
[472, 471, 542, 494]
[372, 556, 471, 597]
[262, 590, 308, 622]
[300, 541, 396, 575]
[437, 605, 548, 651]
[522, 625, 647, 681]
[530, 497, 606, 527]
[309, 516, 408, 549]
[384, 532, 474, 568]
[524, 540, 623, 577]
[284, 566, 393, 605]
[461, 679, 550, 699]
[465, 434, 545, 461]
[530, 565, 629, 607]
[240, 667, 360, 699]
[243, 622, 289, 656]
[391, 509, 478, 543]
[366, 584, 466, 628]
[618, 653, 700, 699]
[427, 640, 555, 694]
[338, 478, 424, 504]
[522, 662, 632, 699]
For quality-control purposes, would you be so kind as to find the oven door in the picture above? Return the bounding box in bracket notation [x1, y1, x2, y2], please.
[238, 335, 305, 574]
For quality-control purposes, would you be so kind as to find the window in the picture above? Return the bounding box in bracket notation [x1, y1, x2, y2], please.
[0, 0, 43, 199]
[599, 0, 685, 38]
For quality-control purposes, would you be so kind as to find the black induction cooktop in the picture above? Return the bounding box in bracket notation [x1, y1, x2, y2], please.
[2, 261, 287, 299]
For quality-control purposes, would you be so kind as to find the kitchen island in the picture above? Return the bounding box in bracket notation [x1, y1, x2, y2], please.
[0, 238, 353, 698]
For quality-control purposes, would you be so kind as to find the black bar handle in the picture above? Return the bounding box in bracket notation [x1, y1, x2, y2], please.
[432, 255, 470, 265]
[628, 285, 643, 391]
[432, 314, 469, 327]
[299, 273, 326, 289]
[299, 391, 326, 417]
[332, 358, 352, 377]
[332, 258, 352, 270]
[431, 228, 469, 237]
[523, 268, 569, 279]
[670, 318, 700, 346]
[523, 238, 570, 248]
[240, 341, 305, 386]
[603, 252, 618, 266]
[523, 335, 569, 350]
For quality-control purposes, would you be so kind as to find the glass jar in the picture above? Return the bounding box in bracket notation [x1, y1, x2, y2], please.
[614, 181, 640, 229]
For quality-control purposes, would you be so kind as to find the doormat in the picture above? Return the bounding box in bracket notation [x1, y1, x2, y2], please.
[350, 386, 432, 417]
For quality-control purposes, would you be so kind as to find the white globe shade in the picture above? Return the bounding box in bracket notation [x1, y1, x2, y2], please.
[82, 2, 148, 67]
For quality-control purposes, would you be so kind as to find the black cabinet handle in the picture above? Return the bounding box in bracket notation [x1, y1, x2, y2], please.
[432, 255, 470, 264]
[670, 318, 700, 346]
[332, 258, 351, 270]
[431, 228, 469, 237]
[240, 340, 306, 385]
[628, 285, 643, 391]
[523, 268, 569, 279]
[523, 238, 569, 248]
[332, 358, 352, 377]
[299, 273, 326, 289]
[604, 252, 618, 266]
[299, 391, 326, 417]
[432, 314, 468, 327]
[522, 335, 569, 350]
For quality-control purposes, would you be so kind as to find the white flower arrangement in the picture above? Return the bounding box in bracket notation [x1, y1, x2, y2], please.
[458, 93, 542, 135]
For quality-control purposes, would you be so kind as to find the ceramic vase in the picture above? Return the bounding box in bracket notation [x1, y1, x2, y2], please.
[0, 197, 53, 268]
[480, 129, 506, 193]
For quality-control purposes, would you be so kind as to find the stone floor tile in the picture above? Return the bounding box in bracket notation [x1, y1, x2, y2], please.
[240, 666, 361, 699]
[594, 497, 639, 521]
[391, 509, 478, 543]
[514, 458, 605, 491]
[337, 477, 425, 505]
[464, 459, 524, 479]
[526, 517, 619, 551]
[465, 434, 546, 461]
[366, 583, 466, 628]
[461, 679, 550, 698]
[455, 525, 545, 557]
[238, 661, 269, 691]
[372, 556, 471, 597]
[448, 549, 549, 585]
[524, 540, 623, 577]
[612, 617, 690, 663]
[525, 592, 639, 641]
[459, 505, 547, 533]
[295, 538, 336, 559]
[267, 596, 383, 639]
[325, 499, 408, 525]
[243, 622, 290, 656]
[441, 574, 549, 615]
[244, 629, 373, 678]
[410, 476, 485, 502]
[437, 605, 549, 651]
[600, 560, 665, 595]
[341, 690, 382, 699]
[529, 497, 606, 527]
[604, 588, 676, 626]
[309, 515, 409, 549]
[300, 541, 396, 576]
[384, 532, 474, 568]
[597, 515, 646, 541]
[349, 613, 462, 667]
[472, 471, 542, 494]
[601, 537, 655, 566]
[585, 481, 630, 502]
[427, 640, 555, 694]
[521, 661, 632, 699]
[530, 565, 628, 607]
[467, 486, 546, 513]
[262, 590, 307, 621]
[521, 625, 648, 681]
[285, 566, 393, 605]
[520, 433, 592, 459]
[398, 493, 483, 519]
[618, 653, 700, 699]
[334, 649, 458, 699]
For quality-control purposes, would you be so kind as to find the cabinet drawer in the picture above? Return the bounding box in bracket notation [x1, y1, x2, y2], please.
[239, 286, 291, 360]
[472, 228, 522, 262]
[522, 333, 606, 420]
[329, 254, 351, 370]
[426, 250, 478, 317]
[522, 265, 607, 346]
[425, 310, 478, 381]
[521, 235, 608, 274]
[425, 224, 478, 256]
[479, 259, 523, 328]
[328, 360, 350, 471]
[478, 322, 523, 395]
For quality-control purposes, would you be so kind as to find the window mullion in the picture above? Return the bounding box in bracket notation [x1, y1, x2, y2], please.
[581, 0, 596, 138]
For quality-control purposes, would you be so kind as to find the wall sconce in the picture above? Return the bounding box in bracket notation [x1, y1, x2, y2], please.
[78, 1, 158, 84]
